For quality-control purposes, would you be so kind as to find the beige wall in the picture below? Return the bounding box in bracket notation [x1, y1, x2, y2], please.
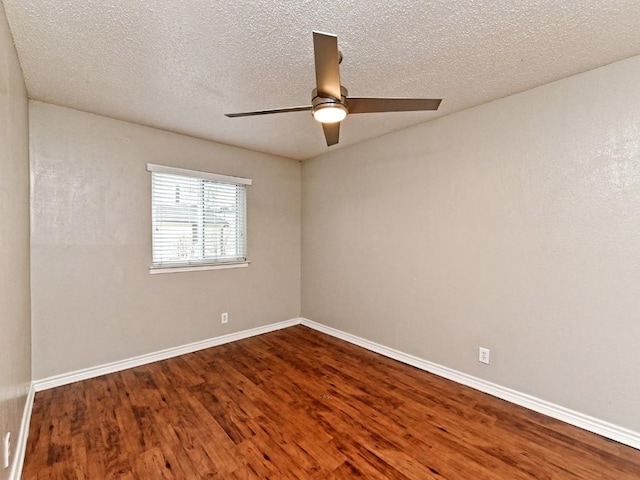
[0, 1, 31, 478]
[302, 55, 640, 432]
[30, 101, 301, 379]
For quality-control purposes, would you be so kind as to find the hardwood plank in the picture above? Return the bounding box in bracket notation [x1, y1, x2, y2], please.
[23, 325, 640, 478]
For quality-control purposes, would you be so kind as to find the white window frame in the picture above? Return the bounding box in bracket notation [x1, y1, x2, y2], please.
[146, 163, 252, 274]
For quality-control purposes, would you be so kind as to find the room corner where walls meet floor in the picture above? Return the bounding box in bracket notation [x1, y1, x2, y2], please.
[17, 316, 640, 467]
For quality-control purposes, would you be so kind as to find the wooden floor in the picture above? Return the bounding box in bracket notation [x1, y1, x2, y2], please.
[24, 326, 640, 479]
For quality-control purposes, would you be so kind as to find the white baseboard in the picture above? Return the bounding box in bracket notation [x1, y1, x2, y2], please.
[30, 316, 640, 451]
[300, 318, 640, 451]
[34, 318, 301, 392]
[10, 381, 35, 480]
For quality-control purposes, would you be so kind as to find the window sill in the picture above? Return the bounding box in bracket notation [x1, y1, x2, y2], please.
[149, 262, 249, 275]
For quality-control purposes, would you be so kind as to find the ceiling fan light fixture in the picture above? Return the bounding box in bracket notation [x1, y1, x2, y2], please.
[312, 102, 348, 123]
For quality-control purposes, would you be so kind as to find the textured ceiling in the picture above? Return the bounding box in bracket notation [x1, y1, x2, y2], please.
[4, 1, 640, 160]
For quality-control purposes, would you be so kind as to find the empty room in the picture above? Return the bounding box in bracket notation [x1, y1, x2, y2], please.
[2, 1, 640, 478]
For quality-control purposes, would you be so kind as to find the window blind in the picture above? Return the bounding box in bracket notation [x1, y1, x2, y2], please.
[147, 164, 251, 269]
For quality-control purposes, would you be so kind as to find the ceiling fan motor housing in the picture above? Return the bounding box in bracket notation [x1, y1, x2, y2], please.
[311, 86, 349, 123]
[311, 86, 349, 108]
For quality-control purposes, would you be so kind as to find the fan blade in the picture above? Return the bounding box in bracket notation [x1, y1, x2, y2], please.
[322, 122, 340, 146]
[225, 105, 312, 118]
[347, 97, 442, 114]
[313, 31, 342, 100]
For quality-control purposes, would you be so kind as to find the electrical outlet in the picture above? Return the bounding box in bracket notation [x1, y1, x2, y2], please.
[479, 347, 490, 364]
[3, 432, 10, 469]
[221, 312, 228, 324]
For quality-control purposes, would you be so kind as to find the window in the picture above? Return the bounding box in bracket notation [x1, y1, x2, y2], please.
[146, 164, 251, 273]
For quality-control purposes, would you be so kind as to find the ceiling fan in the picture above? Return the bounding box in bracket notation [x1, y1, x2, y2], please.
[225, 31, 442, 147]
